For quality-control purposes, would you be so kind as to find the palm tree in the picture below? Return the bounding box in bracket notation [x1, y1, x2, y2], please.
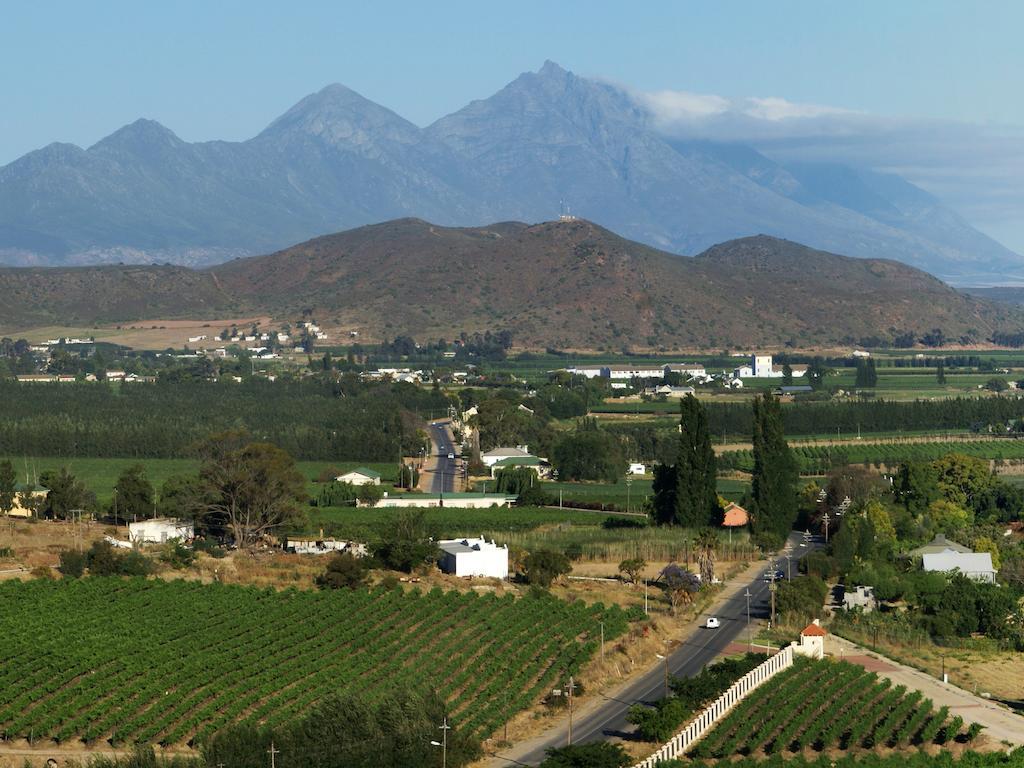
[696, 528, 718, 586]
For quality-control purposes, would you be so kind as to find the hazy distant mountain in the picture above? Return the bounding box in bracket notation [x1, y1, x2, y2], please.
[0, 61, 1019, 281]
[1, 218, 1018, 350]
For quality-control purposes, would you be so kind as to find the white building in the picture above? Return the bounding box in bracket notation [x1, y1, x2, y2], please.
[438, 537, 509, 579]
[922, 551, 996, 583]
[127, 518, 194, 544]
[481, 446, 535, 468]
[335, 468, 382, 486]
[627, 463, 646, 476]
[600, 364, 667, 380]
[372, 493, 516, 509]
[733, 354, 806, 380]
[843, 585, 877, 612]
[792, 619, 827, 659]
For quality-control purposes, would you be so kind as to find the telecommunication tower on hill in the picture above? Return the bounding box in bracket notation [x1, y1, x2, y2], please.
[558, 200, 577, 222]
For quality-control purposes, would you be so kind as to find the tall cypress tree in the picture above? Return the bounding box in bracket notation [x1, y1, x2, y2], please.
[751, 393, 798, 544]
[672, 395, 718, 527]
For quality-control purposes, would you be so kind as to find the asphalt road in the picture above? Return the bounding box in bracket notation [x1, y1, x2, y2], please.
[499, 531, 821, 766]
[428, 421, 458, 494]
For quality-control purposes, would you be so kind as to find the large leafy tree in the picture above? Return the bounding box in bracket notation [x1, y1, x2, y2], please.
[751, 393, 798, 545]
[114, 463, 155, 520]
[39, 467, 95, 520]
[551, 421, 624, 482]
[372, 510, 439, 573]
[197, 431, 307, 547]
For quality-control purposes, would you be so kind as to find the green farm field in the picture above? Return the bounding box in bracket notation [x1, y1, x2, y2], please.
[2, 456, 398, 505]
[692, 658, 970, 759]
[0, 578, 628, 747]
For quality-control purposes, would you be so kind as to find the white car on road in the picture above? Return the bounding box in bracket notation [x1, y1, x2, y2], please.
[705, 617, 721, 629]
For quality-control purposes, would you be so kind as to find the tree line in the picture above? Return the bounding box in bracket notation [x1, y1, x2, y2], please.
[0, 378, 448, 460]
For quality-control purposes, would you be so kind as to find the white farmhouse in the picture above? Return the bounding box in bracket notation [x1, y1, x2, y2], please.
[128, 518, 194, 544]
[335, 468, 382, 486]
[438, 537, 508, 579]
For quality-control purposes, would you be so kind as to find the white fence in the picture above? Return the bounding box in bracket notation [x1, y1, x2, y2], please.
[630, 645, 794, 768]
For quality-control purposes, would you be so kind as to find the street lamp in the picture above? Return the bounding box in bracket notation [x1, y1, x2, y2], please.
[655, 653, 670, 698]
[785, 554, 792, 581]
[432, 717, 450, 768]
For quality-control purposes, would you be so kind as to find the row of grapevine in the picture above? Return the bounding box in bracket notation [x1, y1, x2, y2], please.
[690, 660, 968, 758]
[718, 438, 1024, 474]
[0, 579, 629, 747]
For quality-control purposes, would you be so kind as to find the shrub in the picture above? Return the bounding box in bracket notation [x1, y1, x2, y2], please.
[523, 549, 572, 587]
[58, 548, 87, 578]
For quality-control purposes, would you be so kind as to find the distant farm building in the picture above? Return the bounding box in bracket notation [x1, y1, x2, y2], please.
[372, 493, 516, 509]
[128, 518, 194, 544]
[335, 468, 382, 486]
[481, 446, 535, 468]
[722, 502, 749, 528]
[5, 483, 47, 518]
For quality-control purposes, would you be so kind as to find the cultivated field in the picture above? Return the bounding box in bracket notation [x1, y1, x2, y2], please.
[0, 579, 628, 747]
[692, 658, 971, 759]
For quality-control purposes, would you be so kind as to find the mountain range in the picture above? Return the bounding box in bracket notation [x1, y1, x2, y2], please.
[1, 218, 1018, 350]
[0, 62, 1020, 283]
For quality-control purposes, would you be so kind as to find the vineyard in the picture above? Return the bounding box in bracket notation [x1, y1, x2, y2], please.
[0, 579, 629, 747]
[686, 752, 1024, 768]
[691, 659, 972, 759]
[718, 439, 1024, 475]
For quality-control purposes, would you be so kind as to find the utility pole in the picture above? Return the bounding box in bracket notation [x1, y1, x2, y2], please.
[822, 511, 830, 543]
[644, 579, 649, 615]
[769, 575, 777, 628]
[566, 677, 576, 746]
[267, 742, 279, 768]
[600, 621, 605, 660]
[785, 554, 792, 581]
[625, 477, 632, 514]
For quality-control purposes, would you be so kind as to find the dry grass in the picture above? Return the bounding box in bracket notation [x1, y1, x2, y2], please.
[7, 316, 274, 350]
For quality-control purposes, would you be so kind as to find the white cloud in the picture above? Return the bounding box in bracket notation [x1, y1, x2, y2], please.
[742, 96, 856, 121]
[634, 89, 730, 124]
[626, 86, 1024, 253]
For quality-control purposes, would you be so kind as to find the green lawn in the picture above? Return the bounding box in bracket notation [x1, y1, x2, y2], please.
[2, 456, 398, 505]
[534, 477, 749, 511]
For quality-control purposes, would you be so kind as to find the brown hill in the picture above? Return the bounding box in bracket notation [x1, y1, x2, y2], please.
[0, 218, 1020, 349]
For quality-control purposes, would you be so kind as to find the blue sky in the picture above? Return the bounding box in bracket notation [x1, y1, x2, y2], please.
[2, 1, 1022, 248]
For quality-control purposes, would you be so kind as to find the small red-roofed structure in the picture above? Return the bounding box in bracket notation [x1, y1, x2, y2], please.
[793, 618, 827, 658]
